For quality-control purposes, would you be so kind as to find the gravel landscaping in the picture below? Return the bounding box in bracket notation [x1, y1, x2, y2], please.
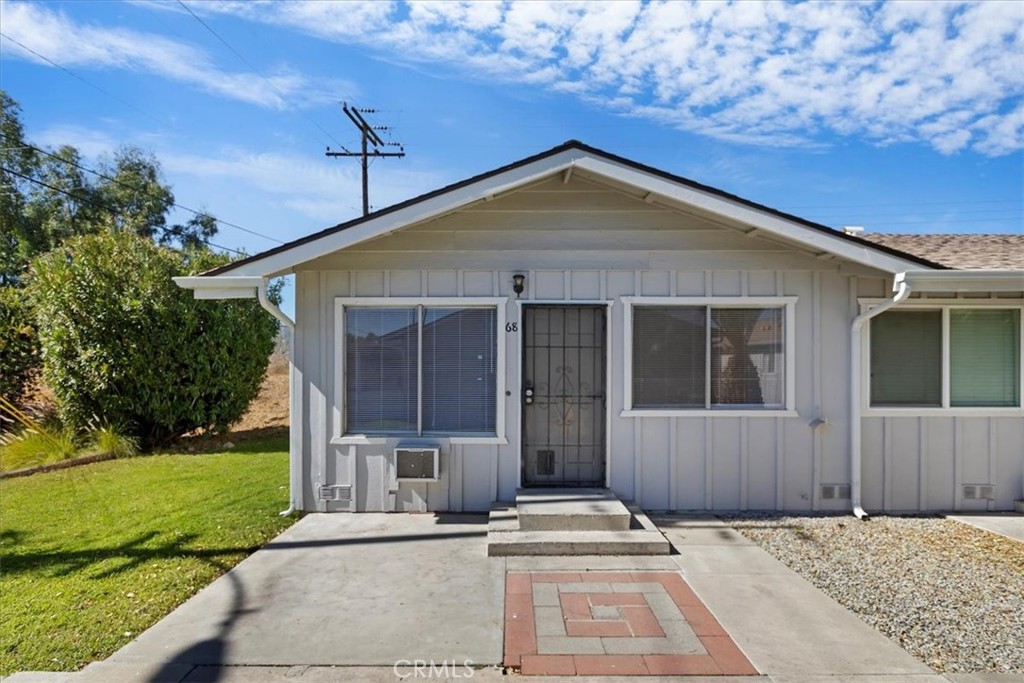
[724, 514, 1024, 675]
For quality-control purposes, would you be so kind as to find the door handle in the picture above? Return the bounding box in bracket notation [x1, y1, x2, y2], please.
[524, 381, 534, 405]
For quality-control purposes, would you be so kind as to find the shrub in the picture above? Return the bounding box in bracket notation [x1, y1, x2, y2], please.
[89, 422, 140, 459]
[0, 421, 78, 471]
[29, 232, 277, 448]
[0, 285, 39, 409]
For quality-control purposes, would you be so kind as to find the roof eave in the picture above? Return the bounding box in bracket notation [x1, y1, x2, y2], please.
[195, 140, 947, 279]
[898, 270, 1024, 293]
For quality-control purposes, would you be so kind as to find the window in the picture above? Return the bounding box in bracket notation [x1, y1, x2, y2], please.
[627, 299, 791, 412]
[344, 304, 498, 435]
[870, 307, 1021, 409]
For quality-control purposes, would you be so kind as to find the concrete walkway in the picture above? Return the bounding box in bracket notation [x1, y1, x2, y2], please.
[946, 513, 1024, 542]
[7, 512, 1023, 683]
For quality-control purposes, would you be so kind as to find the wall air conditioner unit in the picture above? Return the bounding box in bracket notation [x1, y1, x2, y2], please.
[395, 446, 440, 482]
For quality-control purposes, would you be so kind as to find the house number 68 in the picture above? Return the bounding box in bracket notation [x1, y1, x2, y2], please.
[505, 322, 518, 333]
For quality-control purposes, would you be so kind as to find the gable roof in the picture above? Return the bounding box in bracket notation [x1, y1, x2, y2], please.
[204, 140, 946, 278]
[858, 233, 1024, 270]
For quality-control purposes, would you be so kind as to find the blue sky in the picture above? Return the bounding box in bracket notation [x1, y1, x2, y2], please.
[2, 0, 1022, 314]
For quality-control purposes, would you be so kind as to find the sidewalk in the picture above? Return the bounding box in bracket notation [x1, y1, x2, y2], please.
[6, 513, 1022, 682]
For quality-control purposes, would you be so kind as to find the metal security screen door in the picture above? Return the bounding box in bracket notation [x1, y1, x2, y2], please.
[522, 306, 606, 485]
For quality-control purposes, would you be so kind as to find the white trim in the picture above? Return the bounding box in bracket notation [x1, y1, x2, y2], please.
[621, 409, 799, 418]
[332, 435, 387, 445]
[333, 296, 507, 440]
[621, 296, 798, 414]
[859, 297, 1024, 307]
[194, 147, 944, 280]
[449, 437, 509, 445]
[572, 156, 932, 274]
[861, 301, 1024, 415]
[899, 270, 1024, 293]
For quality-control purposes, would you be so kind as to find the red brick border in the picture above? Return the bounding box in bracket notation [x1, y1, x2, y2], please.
[504, 571, 758, 676]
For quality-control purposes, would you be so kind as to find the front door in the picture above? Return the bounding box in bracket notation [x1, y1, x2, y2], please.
[522, 305, 606, 486]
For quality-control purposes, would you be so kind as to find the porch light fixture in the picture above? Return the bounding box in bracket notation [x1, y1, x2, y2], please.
[512, 273, 525, 298]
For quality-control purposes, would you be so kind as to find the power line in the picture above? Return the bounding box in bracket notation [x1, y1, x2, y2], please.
[0, 32, 172, 130]
[789, 198, 1021, 210]
[2, 134, 283, 245]
[326, 102, 405, 215]
[1, 164, 245, 256]
[174, 0, 348, 151]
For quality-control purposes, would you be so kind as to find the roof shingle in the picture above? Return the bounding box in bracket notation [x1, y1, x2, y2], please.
[857, 233, 1024, 270]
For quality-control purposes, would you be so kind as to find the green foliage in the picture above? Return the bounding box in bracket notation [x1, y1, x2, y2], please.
[1, 91, 38, 286]
[29, 232, 277, 448]
[89, 422, 140, 459]
[92, 146, 174, 239]
[0, 285, 40, 407]
[0, 422, 79, 472]
[1, 89, 222, 284]
[0, 439, 291, 675]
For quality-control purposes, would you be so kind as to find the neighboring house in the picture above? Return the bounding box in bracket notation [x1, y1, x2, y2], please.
[175, 141, 1024, 516]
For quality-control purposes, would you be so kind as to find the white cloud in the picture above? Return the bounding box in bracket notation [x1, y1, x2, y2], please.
[194, 0, 1024, 156]
[1, 2, 353, 109]
[160, 147, 444, 223]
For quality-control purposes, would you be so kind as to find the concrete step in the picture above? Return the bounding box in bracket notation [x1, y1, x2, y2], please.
[515, 488, 631, 531]
[487, 529, 670, 556]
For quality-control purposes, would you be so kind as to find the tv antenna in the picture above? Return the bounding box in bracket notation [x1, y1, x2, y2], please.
[325, 103, 405, 216]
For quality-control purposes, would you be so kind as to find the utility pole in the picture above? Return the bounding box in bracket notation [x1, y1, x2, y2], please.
[325, 103, 405, 216]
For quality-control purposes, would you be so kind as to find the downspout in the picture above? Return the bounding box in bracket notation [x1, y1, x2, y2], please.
[850, 273, 911, 520]
[257, 279, 298, 517]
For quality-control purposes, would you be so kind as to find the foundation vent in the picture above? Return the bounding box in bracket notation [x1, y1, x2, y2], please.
[318, 485, 352, 501]
[962, 484, 995, 500]
[820, 484, 851, 500]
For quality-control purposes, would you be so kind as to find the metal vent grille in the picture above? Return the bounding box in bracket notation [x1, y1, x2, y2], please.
[396, 447, 439, 481]
[820, 484, 851, 500]
[963, 484, 994, 500]
[537, 450, 555, 475]
[318, 485, 352, 501]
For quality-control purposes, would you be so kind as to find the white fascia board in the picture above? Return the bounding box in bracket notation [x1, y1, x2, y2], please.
[572, 156, 935, 274]
[221, 150, 583, 277]
[173, 276, 263, 300]
[898, 270, 1024, 293]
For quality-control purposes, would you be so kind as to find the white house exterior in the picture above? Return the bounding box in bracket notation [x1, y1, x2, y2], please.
[176, 141, 1024, 516]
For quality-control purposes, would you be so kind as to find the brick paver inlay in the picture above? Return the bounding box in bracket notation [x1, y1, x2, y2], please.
[504, 571, 757, 676]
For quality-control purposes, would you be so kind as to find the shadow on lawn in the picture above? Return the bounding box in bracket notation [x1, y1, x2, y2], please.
[1, 531, 265, 579]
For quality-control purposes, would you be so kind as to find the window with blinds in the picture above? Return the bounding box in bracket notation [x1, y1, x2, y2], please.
[870, 307, 1021, 409]
[345, 307, 418, 432]
[422, 307, 497, 433]
[950, 309, 1020, 407]
[870, 310, 942, 406]
[346, 306, 497, 435]
[632, 305, 785, 409]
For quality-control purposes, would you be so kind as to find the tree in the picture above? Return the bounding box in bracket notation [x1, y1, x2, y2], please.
[0, 91, 38, 286]
[161, 211, 218, 250]
[29, 232, 277, 448]
[93, 146, 174, 239]
[1, 89, 223, 282]
[0, 286, 39, 409]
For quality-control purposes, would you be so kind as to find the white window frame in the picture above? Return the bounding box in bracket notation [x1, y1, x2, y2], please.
[332, 297, 507, 445]
[861, 299, 1024, 417]
[621, 296, 798, 417]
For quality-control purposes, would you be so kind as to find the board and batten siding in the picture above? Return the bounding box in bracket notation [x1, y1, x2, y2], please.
[856, 277, 1024, 512]
[288, 175, 1022, 512]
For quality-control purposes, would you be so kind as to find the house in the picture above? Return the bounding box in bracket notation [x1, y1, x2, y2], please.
[175, 141, 1024, 516]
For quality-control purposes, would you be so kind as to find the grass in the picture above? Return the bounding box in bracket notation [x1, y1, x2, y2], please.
[0, 435, 294, 676]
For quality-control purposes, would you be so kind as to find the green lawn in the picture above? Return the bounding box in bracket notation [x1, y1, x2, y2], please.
[0, 436, 295, 676]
